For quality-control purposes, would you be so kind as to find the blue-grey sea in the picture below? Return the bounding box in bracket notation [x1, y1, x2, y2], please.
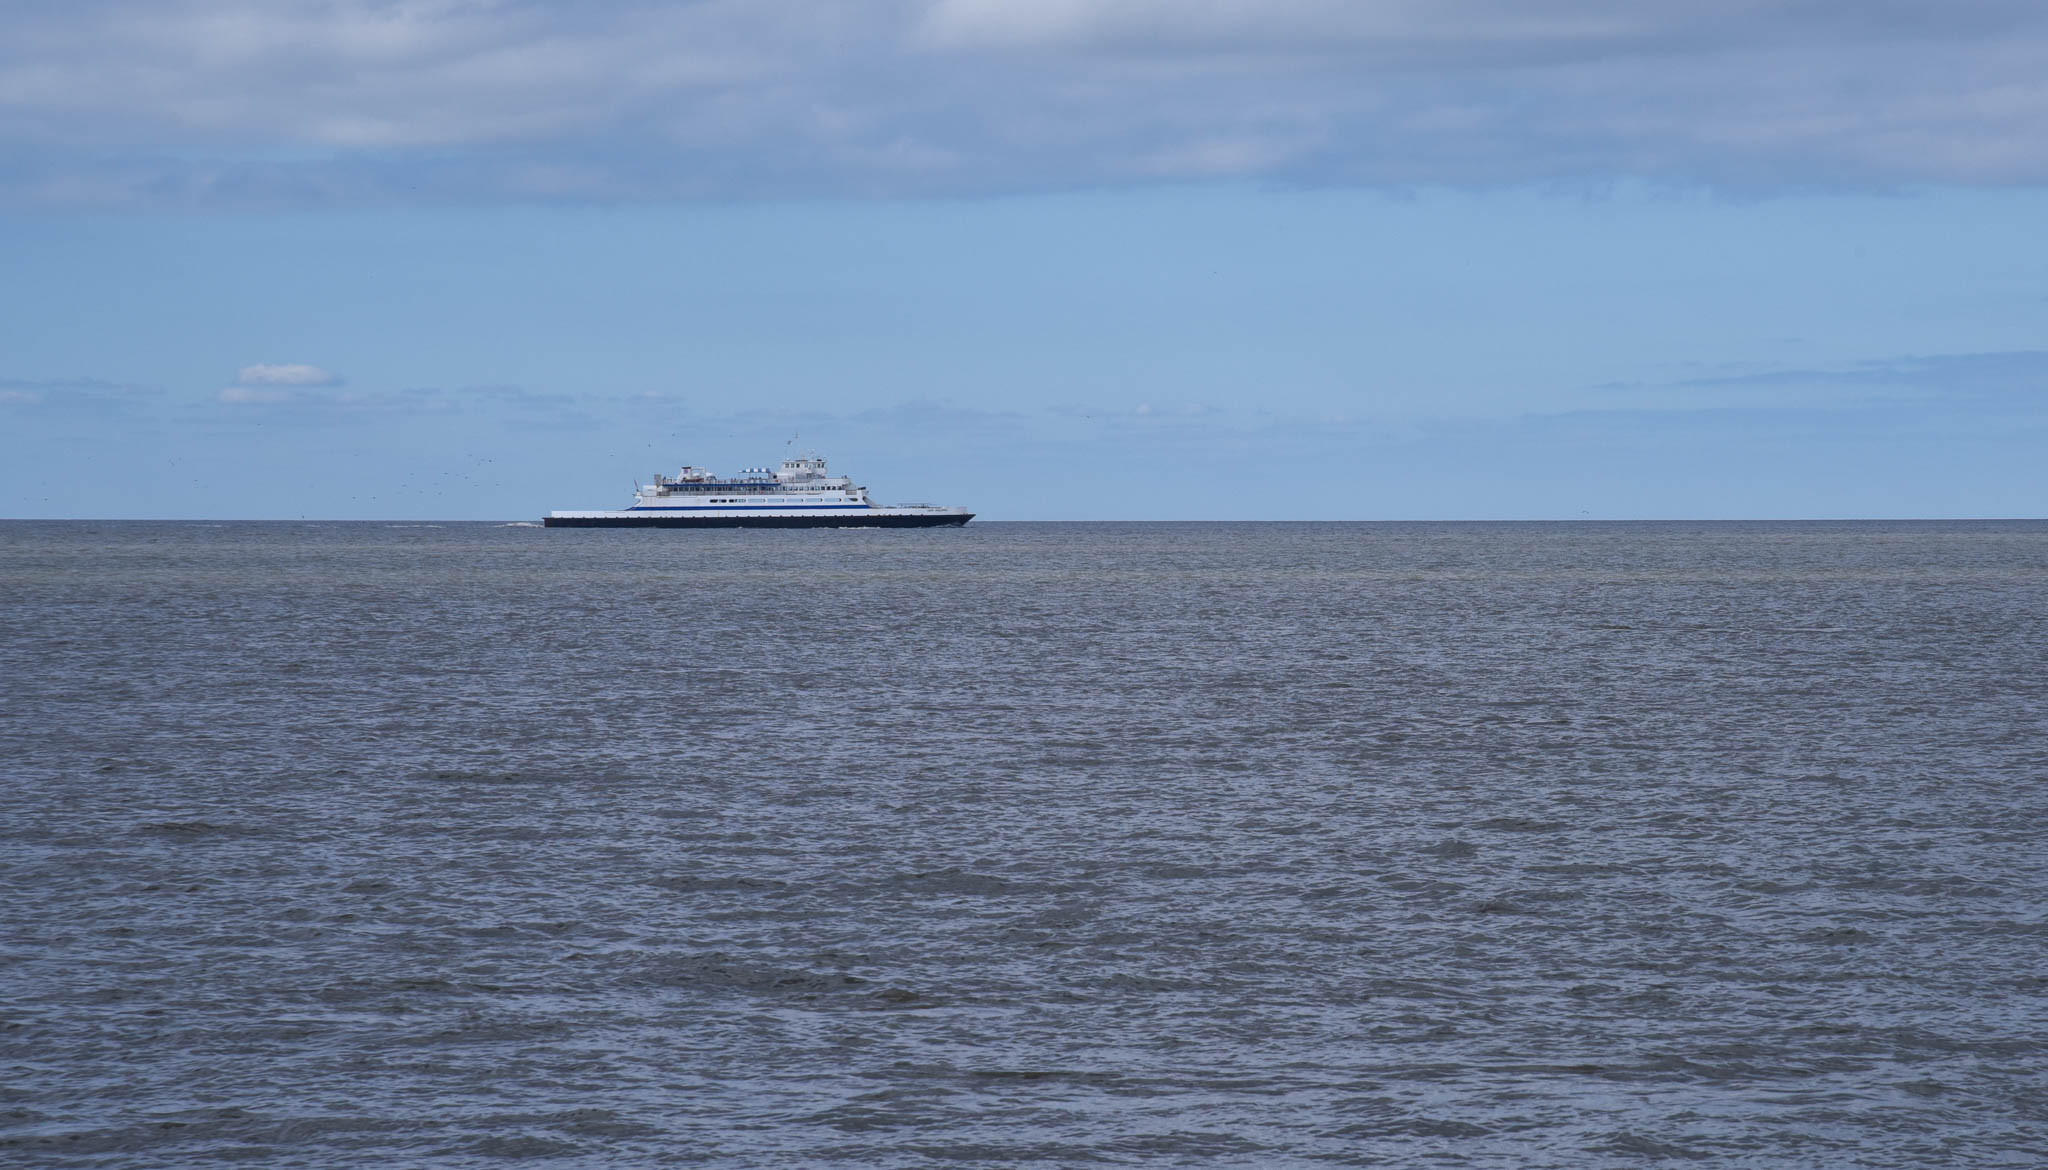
[3, 520, 2045, 1167]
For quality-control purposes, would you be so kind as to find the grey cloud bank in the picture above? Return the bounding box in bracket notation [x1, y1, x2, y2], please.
[4, 0, 2047, 208]
[1610, 350, 2048, 395]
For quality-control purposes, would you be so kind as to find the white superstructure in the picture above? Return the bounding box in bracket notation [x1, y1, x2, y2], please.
[545, 455, 972, 528]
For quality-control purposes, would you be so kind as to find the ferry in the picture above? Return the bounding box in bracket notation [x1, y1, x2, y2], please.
[543, 455, 973, 528]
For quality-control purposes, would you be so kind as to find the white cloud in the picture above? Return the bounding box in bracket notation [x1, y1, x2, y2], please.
[235, 363, 339, 386]
[4, 1, 2048, 206]
[0, 389, 44, 404]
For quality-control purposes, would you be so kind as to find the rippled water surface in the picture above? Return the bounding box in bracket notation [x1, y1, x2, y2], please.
[4, 520, 2046, 1167]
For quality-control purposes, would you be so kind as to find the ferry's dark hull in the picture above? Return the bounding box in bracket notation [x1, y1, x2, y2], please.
[544, 513, 972, 529]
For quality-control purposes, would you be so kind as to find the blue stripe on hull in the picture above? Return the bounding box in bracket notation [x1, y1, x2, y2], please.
[543, 513, 973, 529]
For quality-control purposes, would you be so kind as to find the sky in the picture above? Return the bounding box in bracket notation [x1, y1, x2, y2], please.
[2, 0, 2045, 519]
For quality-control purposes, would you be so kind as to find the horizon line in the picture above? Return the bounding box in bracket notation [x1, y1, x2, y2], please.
[4, 516, 2044, 526]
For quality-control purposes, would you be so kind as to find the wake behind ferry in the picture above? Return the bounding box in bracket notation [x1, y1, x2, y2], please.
[544, 455, 973, 528]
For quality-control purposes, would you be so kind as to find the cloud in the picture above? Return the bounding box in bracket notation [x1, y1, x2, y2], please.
[217, 385, 295, 403]
[235, 362, 341, 387]
[4, 1, 2048, 207]
[1633, 350, 2048, 396]
[218, 363, 341, 404]
[914, 0, 1640, 53]
[0, 375, 161, 411]
[204, 380, 602, 430]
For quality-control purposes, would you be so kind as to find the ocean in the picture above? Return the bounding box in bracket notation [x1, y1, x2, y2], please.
[3, 520, 2044, 1167]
